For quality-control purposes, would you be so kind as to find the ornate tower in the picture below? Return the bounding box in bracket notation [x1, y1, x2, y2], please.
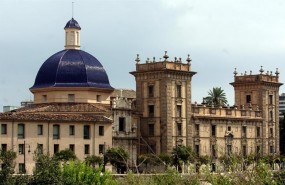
[130, 52, 196, 154]
[230, 67, 282, 155]
[64, 18, 81, 50]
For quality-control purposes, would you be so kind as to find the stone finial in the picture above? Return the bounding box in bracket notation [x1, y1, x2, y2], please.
[250, 70, 252, 75]
[163, 51, 169, 61]
[135, 54, 140, 63]
[179, 57, 182, 63]
[146, 58, 150, 63]
[270, 71, 272, 76]
[153, 57, 156, 62]
[174, 57, 177, 62]
[186, 54, 191, 64]
[266, 71, 269, 75]
[259, 66, 264, 74]
[159, 58, 162, 62]
[244, 71, 247, 75]
[275, 68, 279, 77]
[234, 68, 238, 76]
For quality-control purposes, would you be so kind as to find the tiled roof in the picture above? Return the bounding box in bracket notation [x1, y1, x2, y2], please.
[111, 89, 136, 99]
[0, 103, 112, 123]
[64, 18, 81, 29]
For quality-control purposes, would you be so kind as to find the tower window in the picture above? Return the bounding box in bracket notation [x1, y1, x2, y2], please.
[270, 145, 274, 153]
[177, 123, 182, 136]
[42, 95, 47, 103]
[195, 145, 200, 156]
[256, 146, 260, 154]
[148, 85, 154, 97]
[148, 105, 154, 117]
[176, 105, 182, 117]
[269, 128, 273, 138]
[97, 95, 101, 102]
[119, 117, 126, 132]
[176, 85, 182, 98]
[242, 145, 247, 156]
[195, 124, 199, 136]
[211, 125, 216, 137]
[256, 127, 260, 138]
[148, 124, 154, 136]
[227, 126, 231, 131]
[269, 111, 273, 121]
[212, 145, 216, 157]
[269, 95, 273, 105]
[242, 126, 247, 138]
[246, 95, 251, 103]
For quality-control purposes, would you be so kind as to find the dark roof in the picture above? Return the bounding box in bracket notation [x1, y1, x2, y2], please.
[0, 103, 112, 123]
[30, 49, 113, 90]
[64, 18, 81, 29]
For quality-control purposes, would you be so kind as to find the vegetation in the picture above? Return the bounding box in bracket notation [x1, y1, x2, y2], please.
[204, 87, 228, 106]
[2, 147, 285, 184]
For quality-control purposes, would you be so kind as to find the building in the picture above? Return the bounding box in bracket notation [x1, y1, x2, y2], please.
[0, 18, 114, 174]
[131, 55, 282, 160]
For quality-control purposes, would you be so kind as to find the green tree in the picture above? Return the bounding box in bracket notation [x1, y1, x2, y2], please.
[0, 149, 17, 185]
[54, 149, 76, 162]
[105, 147, 129, 174]
[85, 155, 103, 168]
[31, 153, 62, 185]
[204, 87, 228, 106]
[61, 160, 117, 185]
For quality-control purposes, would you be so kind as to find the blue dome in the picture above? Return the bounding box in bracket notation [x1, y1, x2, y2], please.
[64, 18, 81, 29]
[31, 49, 113, 90]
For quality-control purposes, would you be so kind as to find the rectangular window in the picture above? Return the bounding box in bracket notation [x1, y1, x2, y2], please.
[256, 127, 260, 138]
[195, 145, 200, 157]
[99, 126, 104, 136]
[84, 125, 90, 139]
[1, 144, 7, 152]
[195, 124, 199, 136]
[256, 146, 260, 154]
[270, 145, 274, 154]
[148, 124, 154, 136]
[246, 95, 251, 103]
[269, 95, 273, 105]
[1, 124, 7, 135]
[68, 94, 75, 102]
[69, 144, 75, 152]
[19, 163, 25, 174]
[37, 144, 43, 154]
[176, 85, 182, 98]
[19, 144, 24, 155]
[177, 105, 182, 117]
[18, 124, 25, 139]
[242, 126, 247, 138]
[37, 125, 43, 135]
[148, 85, 154, 97]
[177, 123, 182, 136]
[99, 144, 105, 154]
[96, 95, 101, 102]
[211, 163, 216, 172]
[84, 144, 90, 155]
[69, 125, 75, 135]
[54, 144, 59, 154]
[42, 95, 47, 103]
[227, 145, 232, 155]
[242, 145, 247, 156]
[211, 125, 216, 137]
[212, 145, 216, 157]
[227, 126, 231, 131]
[270, 128, 273, 138]
[119, 117, 126, 132]
[53, 125, 60, 139]
[148, 105, 154, 117]
[269, 111, 273, 121]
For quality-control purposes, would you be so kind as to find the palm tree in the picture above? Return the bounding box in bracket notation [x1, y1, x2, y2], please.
[204, 87, 228, 106]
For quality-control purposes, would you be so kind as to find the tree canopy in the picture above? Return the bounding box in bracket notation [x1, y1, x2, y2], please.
[204, 87, 228, 106]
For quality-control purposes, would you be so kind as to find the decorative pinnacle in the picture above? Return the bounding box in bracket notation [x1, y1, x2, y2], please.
[259, 66, 264, 74]
[163, 51, 169, 61]
[275, 68, 279, 77]
[250, 70, 252, 75]
[244, 71, 247, 75]
[146, 58, 150, 63]
[153, 57, 156, 62]
[234, 68, 238, 76]
[135, 54, 140, 63]
[174, 57, 177, 62]
[186, 54, 191, 64]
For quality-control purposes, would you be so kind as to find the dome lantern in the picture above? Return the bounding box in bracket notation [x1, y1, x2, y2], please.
[64, 18, 81, 50]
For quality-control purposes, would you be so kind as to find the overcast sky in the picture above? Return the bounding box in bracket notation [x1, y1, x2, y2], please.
[0, 0, 285, 110]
